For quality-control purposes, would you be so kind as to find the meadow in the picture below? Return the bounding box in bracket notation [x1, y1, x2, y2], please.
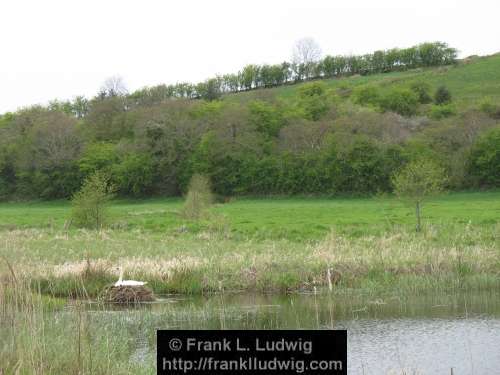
[0, 191, 498, 297]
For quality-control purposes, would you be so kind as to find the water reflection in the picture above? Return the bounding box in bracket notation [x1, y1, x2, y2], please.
[78, 290, 500, 374]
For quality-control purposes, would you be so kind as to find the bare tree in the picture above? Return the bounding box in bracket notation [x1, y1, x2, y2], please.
[292, 37, 322, 66]
[100, 75, 128, 97]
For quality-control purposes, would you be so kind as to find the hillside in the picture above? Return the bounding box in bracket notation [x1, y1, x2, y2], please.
[227, 53, 500, 107]
[0, 50, 499, 200]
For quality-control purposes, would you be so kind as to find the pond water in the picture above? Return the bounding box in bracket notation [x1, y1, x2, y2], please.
[79, 290, 500, 374]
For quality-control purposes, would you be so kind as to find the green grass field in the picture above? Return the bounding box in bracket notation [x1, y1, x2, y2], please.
[0, 191, 498, 297]
[1, 191, 499, 239]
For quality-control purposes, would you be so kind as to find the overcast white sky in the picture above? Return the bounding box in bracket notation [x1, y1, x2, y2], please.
[0, 0, 499, 113]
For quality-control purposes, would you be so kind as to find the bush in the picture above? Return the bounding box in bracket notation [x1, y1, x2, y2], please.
[181, 174, 214, 220]
[380, 89, 419, 116]
[434, 86, 452, 105]
[468, 127, 500, 187]
[352, 85, 381, 107]
[410, 81, 432, 104]
[296, 82, 331, 121]
[71, 171, 115, 229]
[429, 103, 456, 119]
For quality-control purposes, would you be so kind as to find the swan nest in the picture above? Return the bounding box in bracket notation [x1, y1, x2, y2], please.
[101, 284, 155, 303]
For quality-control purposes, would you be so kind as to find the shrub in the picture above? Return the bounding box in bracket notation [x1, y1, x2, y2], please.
[297, 82, 331, 121]
[298, 82, 326, 97]
[410, 81, 432, 104]
[352, 85, 381, 107]
[429, 103, 456, 119]
[468, 127, 500, 187]
[380, 89, 419, 116]
[71, 171, 115, 229]
[434, 86, 452, 105]
[181, 174, 214, 220]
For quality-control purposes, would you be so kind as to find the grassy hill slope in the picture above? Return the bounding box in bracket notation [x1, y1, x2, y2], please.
[226, 53, 500, 107]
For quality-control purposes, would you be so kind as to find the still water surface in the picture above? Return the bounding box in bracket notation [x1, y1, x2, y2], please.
[82, 290, 500, 374]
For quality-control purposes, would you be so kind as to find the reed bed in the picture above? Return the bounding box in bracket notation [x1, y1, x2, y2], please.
[1, 222, 498, 297]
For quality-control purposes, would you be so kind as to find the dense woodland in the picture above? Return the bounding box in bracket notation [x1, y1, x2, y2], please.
[0, 41, 499, 200]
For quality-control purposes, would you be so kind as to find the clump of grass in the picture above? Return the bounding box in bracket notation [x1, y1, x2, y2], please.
[181, 174, 214, 220]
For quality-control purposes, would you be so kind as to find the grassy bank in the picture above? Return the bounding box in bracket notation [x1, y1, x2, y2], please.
[0, 192, 498, 297]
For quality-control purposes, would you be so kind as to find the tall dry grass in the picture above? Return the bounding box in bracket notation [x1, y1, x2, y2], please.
[1, 222, 498, 297]
[0, 258, 153, 375]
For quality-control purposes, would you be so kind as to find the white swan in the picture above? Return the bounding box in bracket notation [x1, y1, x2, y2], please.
[114, 267, 147, 287]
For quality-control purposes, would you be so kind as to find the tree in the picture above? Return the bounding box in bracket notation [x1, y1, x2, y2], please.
[113, 153, 154, 197]
[84, 97, 128, 141]
[197, 78, 222, 101]
[392, 159, 446, 232]
[71, 96, 90, 118]
[240, 65, 260, 90]
[248, 100, 284, 137]
[71, 171, 115, 230]
[292, 37, 322, 66]
[99, 76, 128, 97]
[292, 38, 322, 80]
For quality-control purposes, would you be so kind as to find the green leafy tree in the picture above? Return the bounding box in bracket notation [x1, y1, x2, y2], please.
[78, 142, 119, 177]
[71, 171, 115, 230]
[112, 154, 154, 197]
[392, 159, 446, 232]
[240, 65, 260, 90]
[248, 101, 284, 137]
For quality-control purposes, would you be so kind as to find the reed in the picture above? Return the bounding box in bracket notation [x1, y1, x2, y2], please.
[1, 222, 498, 298]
